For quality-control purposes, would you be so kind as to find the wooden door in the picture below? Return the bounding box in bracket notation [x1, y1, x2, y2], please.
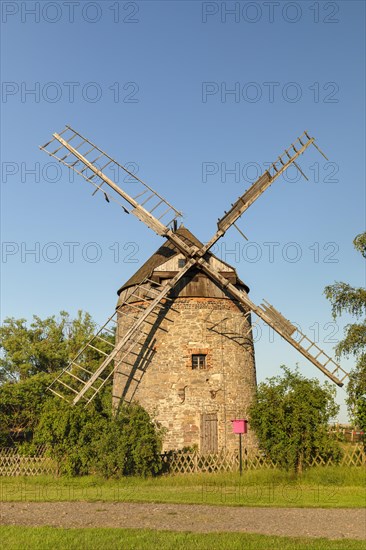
[200, 413, 218, 453]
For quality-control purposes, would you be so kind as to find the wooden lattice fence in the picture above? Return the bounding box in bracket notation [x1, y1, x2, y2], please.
[162, 445, 366, 474]
[1, 445, 364, 477]
[306, 445, 366, 468]
[0, 446, 57, 477]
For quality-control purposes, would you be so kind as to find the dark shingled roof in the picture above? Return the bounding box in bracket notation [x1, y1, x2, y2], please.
[117, 226, 249, 294]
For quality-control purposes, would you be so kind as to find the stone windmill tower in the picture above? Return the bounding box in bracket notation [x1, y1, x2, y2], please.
[41, 126, 349, 454]
[114, 226, 257, 452]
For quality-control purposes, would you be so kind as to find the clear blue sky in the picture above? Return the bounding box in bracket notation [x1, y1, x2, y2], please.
[1, 1, 365, 421]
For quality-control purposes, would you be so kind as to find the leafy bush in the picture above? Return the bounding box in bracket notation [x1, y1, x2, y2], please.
[0, 372, 54, 446]
[33, 398, 163, 477]
[249, 366, 342, 474]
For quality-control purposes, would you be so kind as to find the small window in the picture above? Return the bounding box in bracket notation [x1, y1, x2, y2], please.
[178, 258, 186, 268]
[192, 354, 207, 370]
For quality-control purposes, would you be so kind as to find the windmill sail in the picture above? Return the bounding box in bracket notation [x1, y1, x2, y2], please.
[198, 259, 348, 387]
[200, 132, 327, 255]
[40, 126, 348, 408]
[40, 125, 183, 235]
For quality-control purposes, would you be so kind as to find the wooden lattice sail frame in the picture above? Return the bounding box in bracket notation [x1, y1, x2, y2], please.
[39, 127, 349, 406]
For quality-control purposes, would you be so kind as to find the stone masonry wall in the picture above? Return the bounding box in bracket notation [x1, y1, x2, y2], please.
[113, 293, 258, 453]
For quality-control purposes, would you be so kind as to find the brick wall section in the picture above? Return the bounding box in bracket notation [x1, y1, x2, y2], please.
[113, 291, 258, 453]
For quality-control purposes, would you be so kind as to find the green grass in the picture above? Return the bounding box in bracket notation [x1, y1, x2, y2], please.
[0, 526, 365, 550]
[1, 467, 365, 507]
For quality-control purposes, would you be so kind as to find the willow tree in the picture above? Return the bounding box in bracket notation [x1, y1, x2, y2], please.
[324, 232, 366, 438]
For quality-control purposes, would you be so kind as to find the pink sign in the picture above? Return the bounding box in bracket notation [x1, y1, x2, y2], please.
[231, 419, 248, 434]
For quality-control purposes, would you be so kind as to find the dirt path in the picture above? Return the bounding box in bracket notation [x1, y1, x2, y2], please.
[1, 502, 365, 539]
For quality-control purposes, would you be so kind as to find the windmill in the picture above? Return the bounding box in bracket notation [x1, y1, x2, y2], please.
[40, 126, 349, 453]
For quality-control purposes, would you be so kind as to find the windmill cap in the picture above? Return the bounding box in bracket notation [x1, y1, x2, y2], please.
[117, 226, 249, 295]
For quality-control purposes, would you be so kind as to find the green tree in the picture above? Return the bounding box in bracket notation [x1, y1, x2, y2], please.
[324, 232, 366, 437]
[0, 310, 163, 476]
[249, 366, 341, 473]
[0, 310, 97, 382]
[0, 311, 115, 445]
